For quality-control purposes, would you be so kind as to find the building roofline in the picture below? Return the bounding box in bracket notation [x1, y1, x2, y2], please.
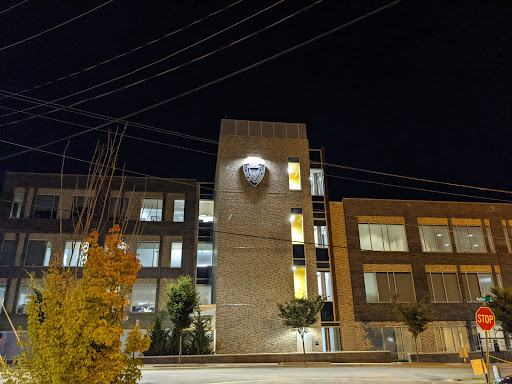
[5, 171, 197, 182]
[338, 197, 512, 206]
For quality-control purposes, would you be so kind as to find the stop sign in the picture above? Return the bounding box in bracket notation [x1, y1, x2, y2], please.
[476, 307, 495, 331]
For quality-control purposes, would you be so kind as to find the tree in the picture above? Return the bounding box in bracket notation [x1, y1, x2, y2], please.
[145, 316, 171, 356]
[277, 296, 324, 366]
[188, 311, 213, 355]
[393, 301, 432, 362]
[165, 276, 199, 363]
[489, 287, 512, 335]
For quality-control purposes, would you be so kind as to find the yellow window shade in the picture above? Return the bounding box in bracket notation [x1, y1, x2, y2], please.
[288, 162, 301, 190]
[290, 214, 304, 244]
[293, 268, 307, 299]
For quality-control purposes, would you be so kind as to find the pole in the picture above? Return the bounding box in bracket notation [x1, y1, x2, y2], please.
[485, 330, 490, 384]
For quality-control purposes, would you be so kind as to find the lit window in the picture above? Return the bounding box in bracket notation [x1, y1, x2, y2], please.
[10, 192, 24, 218]
[0, 239, 17, 266]
[63, 241, 87, 267]
[0, 285, 6, 313]
[419, 225, 452, 252]
[363, 272, 415, 302]
[17, 285, 32, 313]
[288, 158, 301, 190]
[33, 195, 59, 219]
[137, 242, 159, 267]
[139, 198, 163, 222]
[25, 240, 52, 266]
[290, 212, 304, 244]
[197, 285, 212, 305]
[293, 267, 307, 298]
[310, 169, 324, 196]
[170, 242, 183, 268]
[462, 273, 493, 301]
[173, 199, 185, 222]
[453, 225, 486, 253]
[130, 285, 156, 313]
[427, 272, 461, 302]
[314, 225, 328, 248]
[322, 327, 341, 352]
[199, 200, 214, 222]
[317, 271, 332, 301]
[358, 223, 408, 251]
[434, 326, 467, 352]
[197, 242, 213, 267]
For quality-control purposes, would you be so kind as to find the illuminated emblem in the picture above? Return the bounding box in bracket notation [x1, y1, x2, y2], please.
[242, 157, 265, 187]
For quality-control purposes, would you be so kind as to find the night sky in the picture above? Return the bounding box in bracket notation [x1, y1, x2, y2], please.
[1, 0, 511, 203]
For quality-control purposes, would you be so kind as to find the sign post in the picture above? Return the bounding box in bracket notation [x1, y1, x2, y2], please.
[476, 307, 496, 384]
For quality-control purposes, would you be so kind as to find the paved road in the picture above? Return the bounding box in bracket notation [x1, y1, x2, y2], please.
[139, 365, 481, 384]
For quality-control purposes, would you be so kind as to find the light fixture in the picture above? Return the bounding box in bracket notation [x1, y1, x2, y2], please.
[290, 215, 295, 222]
[292, 266, 296, 271]
[445, 244, 450, 246]
[437, 234, 442, 237]
[468, 234, 473, 237]
[245, 157, 264, 165]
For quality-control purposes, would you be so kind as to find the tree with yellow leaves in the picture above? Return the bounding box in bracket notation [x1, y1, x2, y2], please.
[1, 225, 150, 384]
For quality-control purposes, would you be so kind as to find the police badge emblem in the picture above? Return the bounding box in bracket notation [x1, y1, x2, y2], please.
[242, 157, 265, 187]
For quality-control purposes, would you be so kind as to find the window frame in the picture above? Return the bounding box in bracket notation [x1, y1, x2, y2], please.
[173, 199, 185, 222]
[139, 198, 163, 222]
[358, 223, 408, 252]
[170, 241, 183, 268]
[418, 224, 453, 253]
[310, 169, 324, 196]
[25, 240, 52, 267]
[364, 271, 416, 303]
[427, 272, 462, 303]
[452, 225, 487, 253]
[33, 194, 59, 219]
[136, 241, 160, 268]
[288, 157, 301, 191]
[462, 272, 494, 302]
[9, 192, 24, 218]
[130, 284, 157, 313]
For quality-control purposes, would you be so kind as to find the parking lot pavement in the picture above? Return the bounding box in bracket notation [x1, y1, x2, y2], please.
[139, 365, 481, 384]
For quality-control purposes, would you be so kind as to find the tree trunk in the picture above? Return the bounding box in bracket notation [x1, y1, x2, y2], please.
[414, 336, 419, 363]
[179, 331, 183, 364]
[301, 332, 306, 368]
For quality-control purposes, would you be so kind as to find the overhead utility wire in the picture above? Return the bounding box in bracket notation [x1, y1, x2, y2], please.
[0, 0, 28, 16]
[0, 0, 398, 160]
[0, 0, 244, 105]
[0, 0, 287, 123]
[0, 0, 114, 52]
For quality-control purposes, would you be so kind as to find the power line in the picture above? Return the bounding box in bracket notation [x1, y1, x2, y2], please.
[0, 0, 399, 160]
[0, 0, 244, 105]
[0, 0, 28, 16]
[0, 0, 115, 52]
[0, 0, 287, 123]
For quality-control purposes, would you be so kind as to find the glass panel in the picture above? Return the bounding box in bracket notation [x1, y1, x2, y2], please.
[310, 169, 324, 195]
[288, 161, 301, 190]
[503, 225, 512, 253]
[26, 240, 47, 266]
[173, 199, 185, 222]
[196, 285, 212, 305]
[434, 327, 443, 351]
[0, 239, 17, 265]
[63, 241, 87, 267]
[293, 267, 307, 298]
[197, 242, 213, 267]
[382, 225, 390, 251]
[136, 242, 159, 267]
[382, 327, 398, 353]
[387, 225, 407, 251]
[454, 226, 471, 253]
[43, 241, 51, 266]
[324, 271, 332, 301]
[364, 272, 378, 302]
[10, 192, 24, 218]
[0, 285, 6, 313]
[444, 273, 462, 302]
[431, 273, 447, 302]
[34, 195, 59, 219]
[478, 273, 493, 297]
[140, 198, 163, 222]
[434, 225, 452, 252]
[395, 273, 415, 302]
[358, 224, 371, 251]
[321, 328, 328, 352]
[314, 226, 328, 248]
[369, 224, 384, 251]
[376, 272, 391, 302]
[130, 285, 156, 313]
[468, 226, 486, 253]
[17, 285, 32, 313]
[108, 196, 128, 218]
[466, 273, 481, 301]
[170, 242, 182, 268]
[199, 200, 214, 222]
[485, 226, 495, 253]
[419, 225, 437, 252]
[290, 214, 304, 244]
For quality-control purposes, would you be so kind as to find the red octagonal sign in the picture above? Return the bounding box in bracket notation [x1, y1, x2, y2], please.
[476, 307, 495, 331]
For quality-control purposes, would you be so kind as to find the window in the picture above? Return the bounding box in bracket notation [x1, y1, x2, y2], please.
[427, 273, 462, 302]
[108, 196, 129, 218]
[317, 271, 333, 301]
[63, 241, 87, 267]
[0, 285, 6, 313]
[137, 242, 159, 267]
[25, 240, 51, 266]
[314, 225, 328, 248]
[462, 273, 493, 301]
[419, 225, 452, 252]
[434, 326, 467, 352]
[139, 198, 163, 222]
[485, 224, 495, 253]
[197, 285, 212, 305]
[17, 285, 32, 313]
[358, 223, 408, 251]
[0, 239, 17, 265]
[10, 192, 24, 218]
[33, 195, 59, 219]
[173, 199, 185, 222]
[293, 267, 307, 299]
[453, 225, 486, 253]
[199, 200, 214, 223]
[71, 196, 86, 218]
[288, 158, 301, 190]
[364, 272, 415, 302]
[290, 212, 304, 244]
[503, 222, 512, 253]
[170, 242, 183, 268]
[310, 169, 324, 195]
[130, 285, 156, 313]
[197, 242, 213, 267]
[383, 327, 422, 357]
[322, 327, 341, 352]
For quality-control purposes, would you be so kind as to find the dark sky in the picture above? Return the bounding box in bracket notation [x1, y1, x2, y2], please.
[1, 0, 511, 203]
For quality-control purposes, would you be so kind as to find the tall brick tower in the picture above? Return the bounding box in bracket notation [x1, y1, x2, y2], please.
[213, 119, 323, 354]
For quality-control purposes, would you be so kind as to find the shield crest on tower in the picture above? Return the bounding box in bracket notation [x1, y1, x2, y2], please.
[242, 158, 265, 187]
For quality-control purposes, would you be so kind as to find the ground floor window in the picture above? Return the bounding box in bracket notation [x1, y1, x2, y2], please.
[382, 326, 421, 360]
[433, 326, 469, 352]
[471, 325, 510, 352]
[131, 284, 156, 313]
[321, 327, 341, 352]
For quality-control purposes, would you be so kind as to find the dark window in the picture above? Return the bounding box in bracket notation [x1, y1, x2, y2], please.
[25, 240, 48, 266]
[292, 244, 305, 259]
[71, 196, 85, 218]
[0, 239, 17, 265]
[33, 195, 59, 219]
[108, 196, 129, 219]
[315, 248, 329, 262]
[321, 302, 334, 322]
